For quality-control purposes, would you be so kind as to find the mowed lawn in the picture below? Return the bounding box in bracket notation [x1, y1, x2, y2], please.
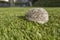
[0, 7, 60, 40]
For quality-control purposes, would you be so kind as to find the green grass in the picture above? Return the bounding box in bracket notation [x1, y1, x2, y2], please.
[0, 7, 60, 40]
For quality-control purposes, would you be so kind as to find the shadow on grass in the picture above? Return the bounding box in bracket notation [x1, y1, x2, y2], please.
[17, 16, 30, 22]
[17, 16, 43, 26]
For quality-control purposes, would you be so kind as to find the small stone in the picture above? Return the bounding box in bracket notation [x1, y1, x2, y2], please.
[25, 8, 49, 24]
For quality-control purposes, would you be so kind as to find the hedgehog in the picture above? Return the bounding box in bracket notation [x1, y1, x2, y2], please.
[25, 8, 49, 24]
